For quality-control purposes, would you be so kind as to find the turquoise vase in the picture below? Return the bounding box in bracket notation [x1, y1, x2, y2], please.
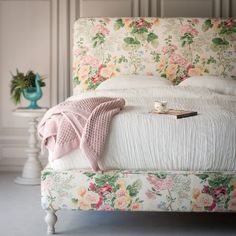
[22, 74, 42, 109]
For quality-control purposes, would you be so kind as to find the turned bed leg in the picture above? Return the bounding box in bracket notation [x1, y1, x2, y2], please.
[45, 209, 57, 234]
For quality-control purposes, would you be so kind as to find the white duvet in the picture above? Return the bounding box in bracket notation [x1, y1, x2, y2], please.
[49, 86, 236, 171]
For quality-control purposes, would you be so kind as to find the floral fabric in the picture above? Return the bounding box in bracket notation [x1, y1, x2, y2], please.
[73, 18, 236, 91]
[41, 169, 236, 212]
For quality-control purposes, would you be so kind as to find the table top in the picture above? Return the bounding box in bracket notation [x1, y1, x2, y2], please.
[13, 107, 48, 118]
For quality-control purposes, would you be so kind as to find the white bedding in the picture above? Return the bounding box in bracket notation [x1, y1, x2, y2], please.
[49, 86, 236, 171]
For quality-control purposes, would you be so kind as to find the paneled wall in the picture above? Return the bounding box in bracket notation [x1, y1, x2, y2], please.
[0, 0, 70, 171]
[72, 0, 236, 18]
[0, 0, 235, 171]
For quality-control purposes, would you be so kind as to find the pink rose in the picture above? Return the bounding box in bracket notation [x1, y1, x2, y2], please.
[161, 46, 169, 54]
[145, 191, 156, 200]
[147, 175, 173, 190]
[95, 197, 103, 209]
[102, 17, 110, 24]
[89, 182, 97, 191]
[161, 45, 177, 54]
[202, 185, 210, 194]
[181, 24, 199, 36]
[224, 19, 236, 29]
[100, 184, 112, 193]
[131, 202, 142, 211]
[82, 55, 99, 67]
[213, 187, 226, 198]
[192, 19, 200, 25]
[92, 24, 109, 36]
[169, 53, 187, 66]
[135, 19, 145, 28]
[147, 175, 158, 185]
[154, 178, 173, 190]
[91, 75, 102, 84]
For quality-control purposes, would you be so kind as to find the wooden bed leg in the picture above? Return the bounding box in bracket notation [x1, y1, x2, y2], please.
[45, 209, 57, 234]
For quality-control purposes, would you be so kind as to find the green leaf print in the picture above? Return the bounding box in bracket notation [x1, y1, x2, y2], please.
[95, 174, 119, 187]
[41, 171, 52, 181]
[202, 19, 213, 31]
[220, 26, 236, 35]
[73, 76, 80, 86]
[83, 172, 96, 179]
[92, 33, 105, 48]
[181, 33, 194, 47]
[131, 27, 148, 35]
[151, 52, 161, 63]
[207, 56, 217, 64]
[147, 32, 158, 42]
[118, 56, 128, 63]
[114, 19, 125, 30]
[212, 38, 229, 46]
[72, 198, 78, 204]
[208, 176, 232, 188]
[124, 37, 140, 45]
[127, 180, 142, 197]
[198, 174, 209, 181]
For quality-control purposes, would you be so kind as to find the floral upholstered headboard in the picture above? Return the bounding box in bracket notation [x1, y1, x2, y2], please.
[72, 17, 236, 93]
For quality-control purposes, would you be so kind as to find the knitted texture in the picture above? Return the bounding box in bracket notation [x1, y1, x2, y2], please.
[38, 97, 125, 170]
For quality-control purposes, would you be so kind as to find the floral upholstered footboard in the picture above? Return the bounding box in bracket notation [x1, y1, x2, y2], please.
[41, 169, 236, 212]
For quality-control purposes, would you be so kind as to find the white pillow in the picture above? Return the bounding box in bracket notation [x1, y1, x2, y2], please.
[178, 76, 236, 96]
[96, 75, 172, 90]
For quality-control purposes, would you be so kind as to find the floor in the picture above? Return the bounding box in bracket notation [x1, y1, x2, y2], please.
[0, 173, 236, 236]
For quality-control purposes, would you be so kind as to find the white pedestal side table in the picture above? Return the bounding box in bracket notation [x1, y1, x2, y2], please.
[13, 108, 47, 185]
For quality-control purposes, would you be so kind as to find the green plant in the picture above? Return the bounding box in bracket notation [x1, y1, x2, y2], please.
[10, 69, 45, 105]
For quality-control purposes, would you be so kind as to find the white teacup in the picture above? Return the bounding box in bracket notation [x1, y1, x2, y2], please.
[154, 101, 168, 113]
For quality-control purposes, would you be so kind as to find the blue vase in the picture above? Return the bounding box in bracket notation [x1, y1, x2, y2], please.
[22, 74, 42, 109]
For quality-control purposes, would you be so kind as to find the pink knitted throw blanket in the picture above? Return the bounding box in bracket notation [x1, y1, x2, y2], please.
[38, 97, 125, 170]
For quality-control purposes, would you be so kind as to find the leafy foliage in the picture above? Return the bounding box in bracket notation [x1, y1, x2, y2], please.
[212, 37, 229, 46]
[147, 32, 158, 42]
[92, 33, 105, 48]
[124, 37, 140, 45]
[95, 174, 119, 187]
[114, 19, 124, 30]
[181, 33, 194, 47]
[41, 171, 52, 181]
[127, 180, 142, 197]
[10, 69, 45, 105]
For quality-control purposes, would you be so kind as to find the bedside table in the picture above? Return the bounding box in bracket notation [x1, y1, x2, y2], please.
[13, 108, 47, 185]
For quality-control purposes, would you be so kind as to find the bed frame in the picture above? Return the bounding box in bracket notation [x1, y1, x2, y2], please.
[41, 17, 236, 234]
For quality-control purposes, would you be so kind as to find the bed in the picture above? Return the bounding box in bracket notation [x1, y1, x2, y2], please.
[40, 18, 236, 234]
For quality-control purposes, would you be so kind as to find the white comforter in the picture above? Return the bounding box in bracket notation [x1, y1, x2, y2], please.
[49, 86, 236, 171]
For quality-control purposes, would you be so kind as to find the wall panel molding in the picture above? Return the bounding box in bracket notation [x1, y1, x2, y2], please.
[0, 0, 69, 171]
[222, 0, 231, 17]
[78, 0, 141, 17]
[213, 0, 221, 17]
